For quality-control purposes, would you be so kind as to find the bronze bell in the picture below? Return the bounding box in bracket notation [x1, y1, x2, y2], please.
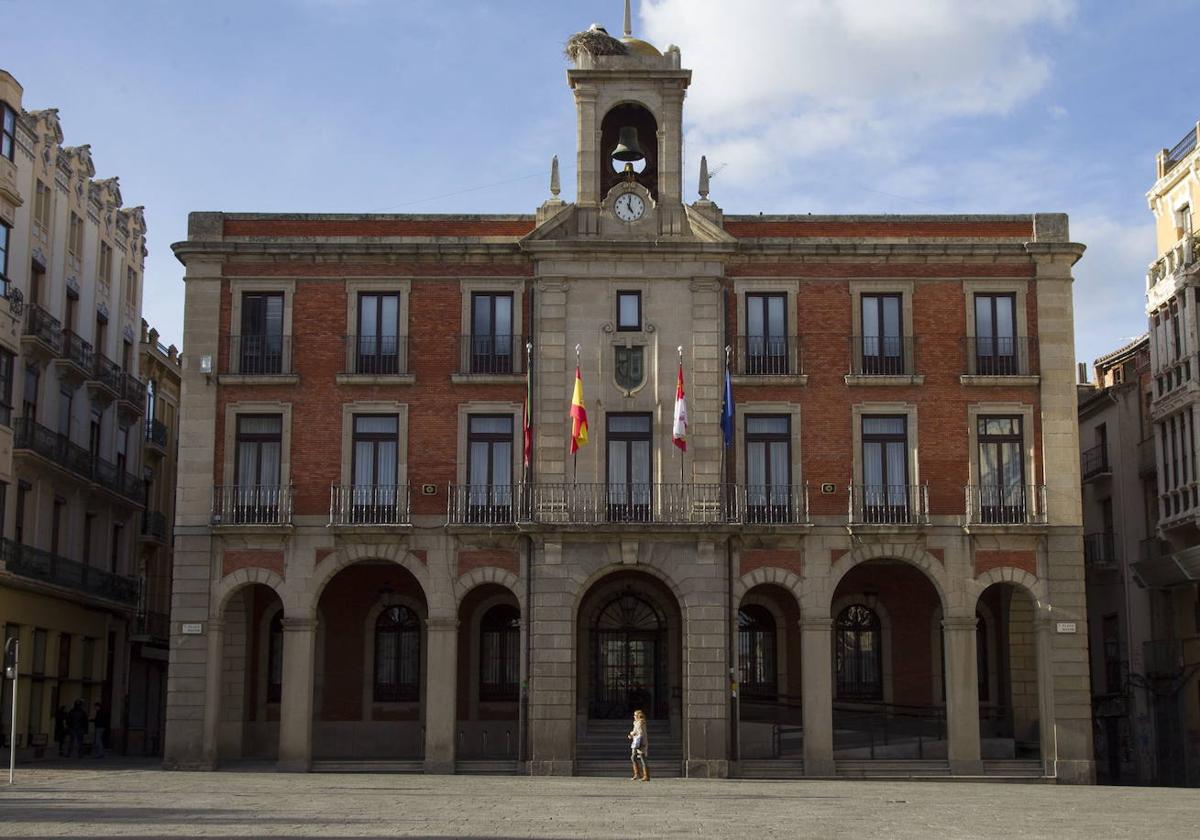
[611, 126, 646, 162]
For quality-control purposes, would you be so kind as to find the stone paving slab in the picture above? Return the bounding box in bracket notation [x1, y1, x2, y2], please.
[0, 761, 1197, 839]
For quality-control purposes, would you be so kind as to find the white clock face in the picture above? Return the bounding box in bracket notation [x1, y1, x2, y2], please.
[614, 192, 646, 222]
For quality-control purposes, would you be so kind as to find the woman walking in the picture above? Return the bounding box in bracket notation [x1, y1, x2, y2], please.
[628, 709, 649, 781]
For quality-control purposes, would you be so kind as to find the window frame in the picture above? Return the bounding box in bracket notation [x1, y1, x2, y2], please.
[0, 221, 10, 289]
[616, 290, 642, 332]
[745, 292, 789, 374]
[737, 604, 779, 698]
[373, 604, 421, 703]
[860, 414, 910, 519]
[478, 604, 521, 703]
[355, 291, 403, 374]
[233, 413, 284, 489]
[0, 348, 13, 427]
[0, 102, 14, 162]
[470, 291, 516, 373]
[835, 603, 884, 701]
[744, 414, 792, 522]
[605, 412, 653, 522]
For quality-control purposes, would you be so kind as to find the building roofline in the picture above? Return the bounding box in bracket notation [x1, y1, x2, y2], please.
[1094, 333, 1149, 367]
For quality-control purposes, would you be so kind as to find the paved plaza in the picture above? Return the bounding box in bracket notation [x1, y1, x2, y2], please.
[0, 762, 1197, 839]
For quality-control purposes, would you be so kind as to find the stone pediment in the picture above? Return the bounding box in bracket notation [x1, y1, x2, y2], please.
[519, 201, 736, 252]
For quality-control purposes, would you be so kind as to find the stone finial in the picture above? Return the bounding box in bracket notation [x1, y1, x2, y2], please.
[624, 0, 632, 37]
[550, 155, 561, 198]
[699, 155, 710, 200]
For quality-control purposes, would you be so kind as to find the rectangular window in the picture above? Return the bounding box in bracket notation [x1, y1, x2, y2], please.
[116, 424, 128, 475]
[470, 292, 514, 374]
[0, 482, 5, 541]
[81, 637, 95, 682]
[746, 293, 788, 374]
[745, 415, 791, 523]
[0, 221, 9, 293]
[350, 414, 399, 518]
[861, 416, 909, 522]
[238, 292, 285, 374]
[110, 523, 122, 573]
[0, 103, 14, 161]
[57, 633, 71, 679]
[466, 415, 513, 522]
[82, 513, 95, 568]
[0, 348, 13, 426]
[50, 498, 65, 556]
[860, 294, 903, 375]
[31, 628, 47, 675]
[64, 290, 77, 332]
[58, 387, 72, 437]
[34, 180, 51, 231]
[616, 291, 641, 331]
[977, 416, 1025, 523]
[98, 242, 112, 287]
[29, 262, 43, 306]
[22, 364, 37, 421]
[606, 413, 652, 522]
[89, 409, 102, 459]
[234, 415, 283, 522]
[355, 292, 401, 374]
[14, 481, 29, 545]
[68, 212, 83, 258]
[974, 293, 1018, 374]
[124, 267, 137, 305]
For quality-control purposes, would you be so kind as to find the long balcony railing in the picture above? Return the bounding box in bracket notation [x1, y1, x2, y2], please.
[91, 353, 123, 394]
[737, 484, 810, 525]
[0, 538, 139, 606]
[848, 336, 915, 376]
[329, 484, 411, 526]
[1148, 233, 1200, 289]
[59, 329, 94, 372]
[12, 417, 143, 504]
[964, 484, 1047, 525]
[457, 334, 524, 375]
[961, 336, 1037, 376]
[211, 485, 294, 526]
[1164, 126, 1198, 174]
[1084, 532, 1118, 570]
[343, 335, 409, 376]
[223, 335, 293, 376]
[1081, 444, 1110, 480]
[732, 336, 803, 377]
[23, 303, 62, 351]
[849, 484, 929, 525]
[448, 483, 518, 525]
[119, 372, 147, 413]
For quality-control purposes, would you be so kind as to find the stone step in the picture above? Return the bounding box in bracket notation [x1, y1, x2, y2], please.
[982, 760, 1046, 778]
[310, 760, 424, 773]
[574, 760, 684, 778]
[736, 760, 806, 779]
[455, 760, 522, 775]
[835, 760, 951, 778]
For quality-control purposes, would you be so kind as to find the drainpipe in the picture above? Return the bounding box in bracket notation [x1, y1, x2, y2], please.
[521, 282, 535, 768]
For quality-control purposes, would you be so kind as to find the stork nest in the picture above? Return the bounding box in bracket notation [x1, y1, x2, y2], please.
[565, 27, 628, 61]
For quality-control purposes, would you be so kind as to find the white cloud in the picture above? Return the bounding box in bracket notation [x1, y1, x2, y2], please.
[1071, 215, 1156, 367]
[641, 0, 1075, 180]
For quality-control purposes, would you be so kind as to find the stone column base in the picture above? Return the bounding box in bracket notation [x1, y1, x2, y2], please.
[161, 759, 218, 772]
[804, 758, 835, 777]
[424, 759, 455, 775]
[276, 757, 311, 773]
[685, 759, 728, 778]
[1052, 759, 1095, 785]
[950, 759, 984, 776]
[527, 759, 575, 776]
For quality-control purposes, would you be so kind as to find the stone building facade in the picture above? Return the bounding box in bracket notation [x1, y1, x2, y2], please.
[0, 69, 160, 758]
[165, 15, 1093, 782]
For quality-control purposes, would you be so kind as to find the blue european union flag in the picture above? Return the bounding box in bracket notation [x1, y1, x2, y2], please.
[720, 366, 735, 448]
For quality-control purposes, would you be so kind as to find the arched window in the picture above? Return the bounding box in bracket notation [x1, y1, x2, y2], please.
[836, 604, 882, 700]
[374, 605, 420, 702]
[266, 611, 283, 703]
[479, 604, 520, 702]
[738, 605, 778, 698]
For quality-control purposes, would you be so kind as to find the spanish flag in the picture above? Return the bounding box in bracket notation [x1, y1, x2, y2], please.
[570, 365, 589, 453]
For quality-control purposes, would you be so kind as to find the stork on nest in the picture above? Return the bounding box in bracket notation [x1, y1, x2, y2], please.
[565, 24, 628, 61]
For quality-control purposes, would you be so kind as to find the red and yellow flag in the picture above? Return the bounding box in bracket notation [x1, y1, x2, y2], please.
[570, 365, 589, 453]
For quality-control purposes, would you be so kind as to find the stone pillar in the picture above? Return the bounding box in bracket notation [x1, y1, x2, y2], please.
[800, 617, 834, 776]
[943, 616, 982, 775]
[1036, 617, 1059, 775]
[423, 618, 459, 773]
[276, 617, 317, 772]
[200, 619, 224, 768]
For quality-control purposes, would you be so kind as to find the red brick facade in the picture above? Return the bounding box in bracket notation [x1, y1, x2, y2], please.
[740, 548, 803, 578]
[222, 550, 285, 579]
[974, 550, 1037, 577]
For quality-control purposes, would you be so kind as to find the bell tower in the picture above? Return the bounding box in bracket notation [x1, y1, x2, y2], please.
[564, 2, 692, 235]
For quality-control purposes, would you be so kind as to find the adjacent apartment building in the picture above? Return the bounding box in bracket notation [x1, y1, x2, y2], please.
[0, 69, 175, 759]
[165, 11, 1094, 781]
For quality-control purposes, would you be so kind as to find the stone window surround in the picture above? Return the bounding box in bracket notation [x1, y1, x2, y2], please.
[850, 402, 920, 489]
[343, 278, 412, 365]
[732, 278, 805, 382]
[831, 594, 894, 705]
[339, 401, 410, 488]
[848, 280, 916, 376]
[228, 279, 296, 346]
[221, 400, 293, 489]
[361, 593, 427, 720]
[458, 278, 526, 375]
[965, 401, 1038, 491]
[961, 280, 1033, 376]
[455, 401, 523, 487]
[732, 401, 803, 492]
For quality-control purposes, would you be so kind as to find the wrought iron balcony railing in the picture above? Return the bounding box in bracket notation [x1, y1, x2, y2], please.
[737, 484, 810, 525]
[0, 537, 139, 606]
[848, 336, 916, 376]
[119, 372, 147, 413]
[523, 483, 736, 525]
[23, 303, 62, 351]
[59, 329, 94, 371]
[343, 335, 409, 375]
[329, 484, 411, 526]
[732, 336, 803, 376]
[145, 418, 168, 448]
[961, 336, 1037, 376]
[448, 483, 518, 525]
[134, 610, 170, 642]
[12, 417, 94, 480]
[222, 334, 293, 376]
[91, 353, 123, 393]
[211, 485, 294, 526]
[964, 484, 1047, 525]
[141, 510, 168, 541]
[849, 484, 930, 525]
[457, 334, 525, 375]
[1081, 444, 1110, 480]
[1164, 126, 1198, 174]
[1084, 532, 1118, 570]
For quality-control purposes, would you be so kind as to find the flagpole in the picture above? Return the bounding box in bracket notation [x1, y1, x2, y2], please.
[678, 345, 685, 486]
[573, 344, 580, 486]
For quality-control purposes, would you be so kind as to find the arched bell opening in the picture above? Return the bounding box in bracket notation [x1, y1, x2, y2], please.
[311, 561, 428, 761]
[830, 559, 945, 760]
[600, 103, 659, 200]
[455, 583, 521, 760]
[736, 584, 802, 760]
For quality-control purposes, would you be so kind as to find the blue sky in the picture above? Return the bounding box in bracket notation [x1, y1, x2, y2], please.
[1, 0, 1190, 368]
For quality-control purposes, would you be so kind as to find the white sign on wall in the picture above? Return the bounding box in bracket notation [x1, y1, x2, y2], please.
[1055, 621, 1077, 634]
[181, 623, 204, 636]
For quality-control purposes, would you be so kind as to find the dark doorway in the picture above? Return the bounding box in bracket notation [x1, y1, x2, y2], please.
[590, 591, 666, 719]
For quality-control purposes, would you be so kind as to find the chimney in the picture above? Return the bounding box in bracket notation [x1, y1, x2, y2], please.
[1077, 362, 1089, 384]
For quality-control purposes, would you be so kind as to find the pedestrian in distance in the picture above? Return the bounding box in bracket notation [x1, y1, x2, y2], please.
[628, 708, 649, 781]
[53, 705, 68, 757]
[66, 700, 87, 758]
[92, 702, 109, 758]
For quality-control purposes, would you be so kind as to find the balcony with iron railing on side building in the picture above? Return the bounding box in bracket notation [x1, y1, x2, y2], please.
[1080, 444, 1111, 481]
[87, 352, 124, 403]
[12, 417, 145, 506]
[20, 303, 63, 362]
[221, 335, 294, 377]
[211, 485, 294, 527]
[960, 336, 1038, 379]
[0, 537, 140, 608]
[730, 336, 804, 379]
[1158, 123, 1199, 179]
[1083, 532, 1119, 571]
[143, 418, 168, 457]
[54, 329, 94, 387]
[117, 371, 147, 423]
[139, 510, 168, 545]
[329, 484, 411, 527]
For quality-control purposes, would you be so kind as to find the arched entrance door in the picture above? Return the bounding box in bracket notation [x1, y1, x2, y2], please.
[591, 591, 666, 719]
